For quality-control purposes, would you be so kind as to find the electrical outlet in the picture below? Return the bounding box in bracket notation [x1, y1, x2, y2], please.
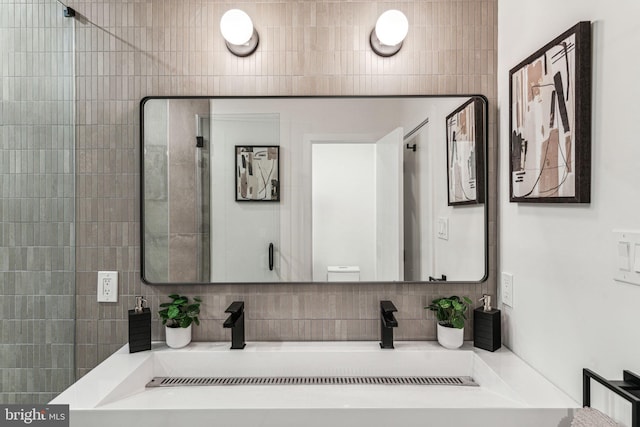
[501, 272, 513, 307]
[97, 271, 118, 302]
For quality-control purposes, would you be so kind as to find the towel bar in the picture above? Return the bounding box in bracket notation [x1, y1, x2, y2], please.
[583, 368, 640, 427]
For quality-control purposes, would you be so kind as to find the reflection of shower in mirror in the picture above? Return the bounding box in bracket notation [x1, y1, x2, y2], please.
[195, 114, 211, 283]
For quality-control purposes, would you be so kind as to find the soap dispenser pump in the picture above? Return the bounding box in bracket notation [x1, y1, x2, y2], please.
[473, 294, 501, 352]
[480, 294, 492, 311]
[128, 296, 151, 353]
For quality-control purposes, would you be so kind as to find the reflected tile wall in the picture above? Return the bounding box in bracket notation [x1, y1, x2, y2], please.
[72, 0, 497, 378]
[0, 1, 76, 403]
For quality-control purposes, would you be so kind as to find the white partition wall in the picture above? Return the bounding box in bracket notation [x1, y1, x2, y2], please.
[375, 128, 404, 281]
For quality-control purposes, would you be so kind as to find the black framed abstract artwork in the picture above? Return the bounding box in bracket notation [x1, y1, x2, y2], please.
[235, 145, 280, 202]
[509, 21, 592, 203]
[446, 97, 485, 206]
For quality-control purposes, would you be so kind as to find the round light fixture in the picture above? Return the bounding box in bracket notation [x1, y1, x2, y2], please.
[370, 10, 409, 57]
[220, 9, 259, 57]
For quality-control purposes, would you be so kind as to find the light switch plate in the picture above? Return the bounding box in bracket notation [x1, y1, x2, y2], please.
[613, 230, 640, 286]
[501, 272, 513, 307]
[437, 217, 449, 240]
[97, 271, 118, 302]
[618, 241, 630, 271]
[634, 244, 640, 273]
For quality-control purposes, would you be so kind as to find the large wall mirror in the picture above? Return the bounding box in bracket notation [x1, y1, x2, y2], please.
[141, 96, 488, 285]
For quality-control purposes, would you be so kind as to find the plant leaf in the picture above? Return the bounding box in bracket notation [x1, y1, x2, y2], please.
[167, 306, 180, 319]
[452, 316, 464, 329]
[438, 300, 451, 309]
[186, 304, 200, 312]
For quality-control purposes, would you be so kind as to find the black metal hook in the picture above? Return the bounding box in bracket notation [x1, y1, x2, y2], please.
[406, 143, 416, 152]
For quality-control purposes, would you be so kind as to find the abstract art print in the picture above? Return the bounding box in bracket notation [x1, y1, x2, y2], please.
[235, 145, 280, 201]
[446, 97, 485, 206]
[509, 22, 591, 203]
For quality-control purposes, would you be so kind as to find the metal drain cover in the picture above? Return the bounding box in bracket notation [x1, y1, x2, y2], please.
[146, 376, 478, 388]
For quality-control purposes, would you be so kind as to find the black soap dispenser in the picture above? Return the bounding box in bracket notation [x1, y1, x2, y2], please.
[128, 296, 151, 353]
[473, 294, 501, 352]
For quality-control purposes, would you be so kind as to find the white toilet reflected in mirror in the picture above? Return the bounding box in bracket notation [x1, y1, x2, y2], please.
[327, 266, 360, 282]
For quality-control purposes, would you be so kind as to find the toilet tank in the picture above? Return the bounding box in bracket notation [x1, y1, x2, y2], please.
[327, 266, 360, 282]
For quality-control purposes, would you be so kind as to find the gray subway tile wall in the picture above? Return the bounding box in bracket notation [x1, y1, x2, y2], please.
[3, 0, 498, 398]
[0, 1, 76, 403]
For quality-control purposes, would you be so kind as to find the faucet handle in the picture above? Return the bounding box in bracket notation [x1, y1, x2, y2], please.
[225, 301, 244, 314]
[380, 300, 397, 314]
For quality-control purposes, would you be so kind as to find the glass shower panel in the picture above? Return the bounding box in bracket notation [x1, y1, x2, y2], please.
[142, 99, 170, 283]
[142, 98, 211, 283]
[0, 1, 76, 403]
[195, 115, 211, 282]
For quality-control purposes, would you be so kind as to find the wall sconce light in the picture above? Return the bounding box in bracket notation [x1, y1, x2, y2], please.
[220, 9, 259, 57]
[370, 10, 409, 57]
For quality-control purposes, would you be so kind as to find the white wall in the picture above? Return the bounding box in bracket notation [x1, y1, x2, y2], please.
[498, 0, 640, 422]
[400, 98, 485, 282]
[210, 112, 282, 282]
[426, 99, 485, 281]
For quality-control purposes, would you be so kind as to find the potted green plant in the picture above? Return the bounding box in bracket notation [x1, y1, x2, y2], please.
[159, 294, 202, 348]
[426, 295, 472, 349]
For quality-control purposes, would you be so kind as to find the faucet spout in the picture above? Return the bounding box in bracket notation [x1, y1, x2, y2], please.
[223, 301, 246, 349]
[223, 312, 241, 328]
[380, 300, 398, 349]
[381, 311, 398, 328]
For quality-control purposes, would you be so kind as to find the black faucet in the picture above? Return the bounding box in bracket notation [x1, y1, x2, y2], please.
[379, 300, 398, 349]
[224, 301, 246, 349]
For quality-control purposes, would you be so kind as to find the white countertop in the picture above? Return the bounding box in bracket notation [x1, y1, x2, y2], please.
[52, 341, 578, 411]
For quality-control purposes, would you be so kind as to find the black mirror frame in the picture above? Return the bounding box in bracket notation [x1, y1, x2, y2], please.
[139, 95, 490, 286]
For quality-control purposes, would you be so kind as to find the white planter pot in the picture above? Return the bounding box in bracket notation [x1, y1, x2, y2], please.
[165, 324, 192, 349]
[437, 323, 464, 349]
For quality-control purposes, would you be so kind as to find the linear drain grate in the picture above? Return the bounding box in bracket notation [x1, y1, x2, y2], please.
[146, 376, 477, 388]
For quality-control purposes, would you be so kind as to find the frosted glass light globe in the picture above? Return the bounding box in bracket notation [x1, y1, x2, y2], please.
[220, 9, 254, 45]
[374, 10, 408, 46]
